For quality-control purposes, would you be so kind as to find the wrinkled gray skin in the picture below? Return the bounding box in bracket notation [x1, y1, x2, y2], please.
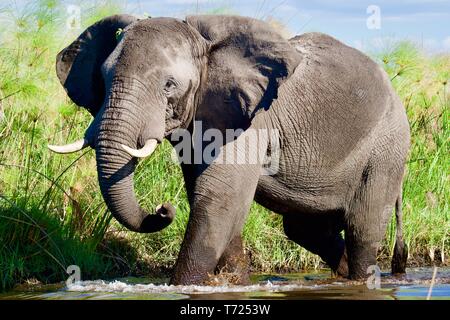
[55, 14, 410, 285]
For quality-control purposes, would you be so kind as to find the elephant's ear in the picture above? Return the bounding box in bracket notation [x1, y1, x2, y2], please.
[56, 14, 137, 116]
[186, 15, 301, 122]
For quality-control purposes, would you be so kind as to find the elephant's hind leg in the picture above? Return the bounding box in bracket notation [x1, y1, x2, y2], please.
[344, 161, 403, 279]
[283, 212, 348, 277]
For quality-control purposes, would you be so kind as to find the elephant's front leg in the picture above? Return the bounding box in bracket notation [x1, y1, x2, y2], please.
[170, 163, 260, 285]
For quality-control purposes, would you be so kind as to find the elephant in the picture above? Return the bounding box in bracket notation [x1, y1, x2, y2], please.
[48, 14, 410, 285]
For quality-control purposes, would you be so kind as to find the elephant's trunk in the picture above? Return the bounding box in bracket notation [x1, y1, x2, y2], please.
[95, 78, 174, 233]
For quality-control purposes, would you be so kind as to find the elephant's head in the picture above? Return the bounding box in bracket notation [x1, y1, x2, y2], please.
[49, 14, 300, 233]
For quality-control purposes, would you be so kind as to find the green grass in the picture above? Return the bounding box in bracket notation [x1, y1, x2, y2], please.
[0, 1, 448, 291]
[376, 42, 450, 264]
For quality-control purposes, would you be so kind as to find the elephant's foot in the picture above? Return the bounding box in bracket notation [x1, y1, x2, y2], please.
[333, 248, 349, 278]
[345, 241, 379, 280]
[215, 235, 251, 285]
[205, 271, 250, 286]
[170, 245, 218, 285]
[171, 270, 249, 286]
[170, 236, 251, 286]
[170, 265, 250, 286]
[347, 259, 376, 280]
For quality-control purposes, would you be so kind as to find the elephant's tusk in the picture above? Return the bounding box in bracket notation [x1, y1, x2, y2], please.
[121, 139, 158, 158]
[48, 138, 89, 154]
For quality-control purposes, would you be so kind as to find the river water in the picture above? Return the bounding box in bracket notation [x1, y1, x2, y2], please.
[1, 267, 449, 300]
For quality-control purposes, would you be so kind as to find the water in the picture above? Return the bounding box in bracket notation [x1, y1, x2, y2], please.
[1, 267, 449, 300]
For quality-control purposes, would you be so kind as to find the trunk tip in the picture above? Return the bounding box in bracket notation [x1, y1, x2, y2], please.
[138, 202, 176, 233]
[156, 202, 176, 220]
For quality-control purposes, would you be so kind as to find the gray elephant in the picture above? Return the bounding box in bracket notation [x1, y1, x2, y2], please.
[49, 14, 410, 285]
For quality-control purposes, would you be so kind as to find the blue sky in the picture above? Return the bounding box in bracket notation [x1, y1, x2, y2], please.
[120, 0, 450, 53]
[3, 1, 449, 52]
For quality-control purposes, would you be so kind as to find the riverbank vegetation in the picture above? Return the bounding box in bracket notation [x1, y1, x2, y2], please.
[0, 1, 448, 291]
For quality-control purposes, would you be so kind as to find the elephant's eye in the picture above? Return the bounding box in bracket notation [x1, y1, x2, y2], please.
[164, 79, 177, 93]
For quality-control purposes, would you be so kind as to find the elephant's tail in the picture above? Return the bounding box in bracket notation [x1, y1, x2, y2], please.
[391, 191, 408, 274]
